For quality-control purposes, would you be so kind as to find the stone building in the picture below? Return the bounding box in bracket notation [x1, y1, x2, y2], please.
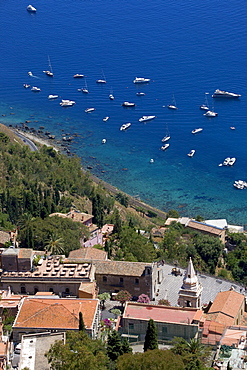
[94, 260, 162, 300]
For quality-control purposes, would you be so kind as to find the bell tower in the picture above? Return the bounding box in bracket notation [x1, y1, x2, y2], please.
[178, 257, 203, 308]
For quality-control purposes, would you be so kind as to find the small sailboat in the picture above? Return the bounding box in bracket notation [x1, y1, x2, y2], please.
[162, 125, 170, 142]
[167, 94, 178, 110]
[200, 92, 209, 111]
[82, 79, 89, 93]
[43, 55, 54, 77]
[96, 70, 106, 83]
[109, 88, 114, 100]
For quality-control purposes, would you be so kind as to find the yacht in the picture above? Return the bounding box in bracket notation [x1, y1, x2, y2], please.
[212, 89, 241, 99]
[109, 94, 114, 100]
[73, 74, 84, 78]
[136, 92, 145, 96]
[234, 180, 247, 189]
[103, 117, 109, 122]
[23, 84, 30, 88]
[204, 110, 218, 117]
[43, 70, 53, 77]
[28, 71, 33, 76]
[139, 115, 156, 122]
[27, 5, 36, 12]
[188, 150, 195, 157]
[192, 128, 203, 134]
[31, 86, 41, 92]
[60, 100, 76, 107]
[120, 123, 131, 131]
[122, 101, 135, 107]
[96, 79, 106, 83]
[82, 88, 89, 93]
[102, 139, 107, 144]
[85, 107, 96, 113]
[150, 159, 154, 163]
[223, 157, 231, 166]
[228, 157, 236, 166]
[161, 143, 170, 150]
[162, 135, 170, 142]
[133, 77, 150, 84]
[230, 126, 236, 130]
[48, 95, 58, 100]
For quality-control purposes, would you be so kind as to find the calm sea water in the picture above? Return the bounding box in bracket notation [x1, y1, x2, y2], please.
[1, 0, 247, 225]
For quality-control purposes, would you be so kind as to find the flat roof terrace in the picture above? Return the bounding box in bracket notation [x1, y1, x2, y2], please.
[0, 256, 93, 282]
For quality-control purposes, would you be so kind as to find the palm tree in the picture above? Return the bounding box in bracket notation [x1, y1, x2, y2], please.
[45, 232, 65, 255]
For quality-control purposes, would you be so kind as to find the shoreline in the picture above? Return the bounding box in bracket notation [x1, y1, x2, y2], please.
[12, 128, 168, 221]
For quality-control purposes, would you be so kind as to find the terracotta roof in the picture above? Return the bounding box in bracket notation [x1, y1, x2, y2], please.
[221, 328, 246, 347]
[123, 302, 199, 324]
[49, 210, 93, 224]
[95, 260, 153, 276]
[68, 247, 107, 261]
[187, 220, 224, 236]
[14, 298, 99, 330]
[0, 342, 7, 356]
[208, 290, 244, 319]
[79, 282, 96, 294]
[18, 249, 32, 259]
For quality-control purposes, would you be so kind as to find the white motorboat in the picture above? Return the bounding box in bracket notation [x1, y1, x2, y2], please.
[150, 159, 154, 163]
[212, 89, 241, 99]
[43, 70, 53, 77]
[120, 123, 131, 131]
[102, 139, 107, 144]
[204, 110, 218, 117]
[200, 92, 210, 110]
[228, 157, 236, 166]
[85, 107, 96, 113]
[73, 74, 84, 78]
[223, 157, 231, 166]
[28, 71, 33, 76]
[230, 126, 236, 130]
[27, 5, 36, 12]
[133, 77, 150, 84]
[122, 101, 135, 107]
[109, 93, 114, 100]
[136, 92, 145, 96]
[82, 88, 89, 93]
[48, 95, 58, 100]
[167, 94, 178, 110]
[192, 128, 203, 134]
[60, 99, 76, 107]
[23, 84, 30, 88]
[139, 115, 156, 122]
[188, 150, 195, 157]
[234, 180, 247, 189]
[31, 86, 41, 92]
[103, 117, 109, 122]
[161, 143, 170, 150]
[162, 135, 170, 142]
[96, 79, 106, 83]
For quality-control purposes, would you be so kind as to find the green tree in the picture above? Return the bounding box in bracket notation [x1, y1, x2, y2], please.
[45, 232, 65, 255]
[98, 292, 111, 310]
[79, 311, 85, 331]
[92, 194, 104, 228]
[143, 319, 158, 352]
[46, 331, 108, 370]
[117, 349, 185, 370]
[107, 330, 124, 362]
[114, 290, 132, 307]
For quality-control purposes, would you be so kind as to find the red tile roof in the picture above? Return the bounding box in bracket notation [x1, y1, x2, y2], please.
[14, 298, 99, 330]
[123, 302, 199, 324]
[208, 290, 244, 319]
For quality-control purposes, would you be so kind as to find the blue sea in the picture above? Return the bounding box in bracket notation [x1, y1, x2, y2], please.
[1, 0, 247, 225]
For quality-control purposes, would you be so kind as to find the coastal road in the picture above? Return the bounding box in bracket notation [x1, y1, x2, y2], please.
[14, 130, 38, 151]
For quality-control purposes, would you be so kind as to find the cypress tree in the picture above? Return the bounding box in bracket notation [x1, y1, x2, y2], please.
[107, 330, 123, 361]
[121, 337, 132, 354]
[143, 319, 158, 352]
[79, 311, 85, 331]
